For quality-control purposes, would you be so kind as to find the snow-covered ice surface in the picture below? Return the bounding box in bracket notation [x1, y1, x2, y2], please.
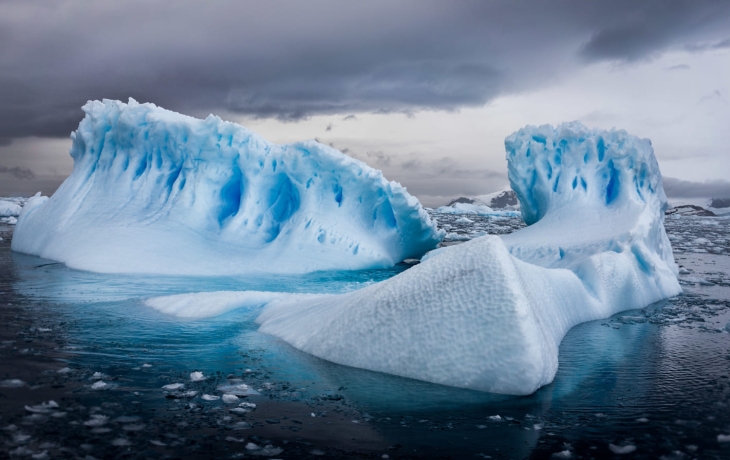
[434, 202, 520, 217]
[11, 99, 442, 275]
[249, 123, 682, 395]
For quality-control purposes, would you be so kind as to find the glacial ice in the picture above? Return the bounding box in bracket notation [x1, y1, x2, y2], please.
[11, 99, 442, 275]
[251, 122, 681, 395]
[0, 200, 22, 217]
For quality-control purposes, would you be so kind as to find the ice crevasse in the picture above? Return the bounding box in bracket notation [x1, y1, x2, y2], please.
[11, 99, 443, 275]
[248, 122, 681, 395]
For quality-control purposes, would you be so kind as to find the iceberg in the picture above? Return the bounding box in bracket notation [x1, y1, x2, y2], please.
[248, 122, 681, 395]
[11, 99, 442, 275]
[0, 200, 22, 217]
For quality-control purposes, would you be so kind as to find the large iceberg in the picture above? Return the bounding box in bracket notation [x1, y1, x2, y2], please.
[11, 99, 442, 275]
[248, 122, 680, 395]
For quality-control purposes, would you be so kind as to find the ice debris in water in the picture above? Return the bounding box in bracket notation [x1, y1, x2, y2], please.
[246, 442, 283, 456]
[253, 122, 681, 395]
[217, 382, 259, 396]
[222, 394, 240, 404]
[718, 434, 730, 442]
[84, 415, 108, 427]
[189, 371, 205, 382]
[11, 99, 442, 275]
[239, 402, 256, 409]
[56, 367, 71, 374]
[201, 394, 220, 401]
[0, 379, 26, 388]
[161, 383, 184, 391]
[25, 401, 59, 414]
[90, 381, 110, 390]
[552, 451, 573, 459]
[609, 444, 637, 454]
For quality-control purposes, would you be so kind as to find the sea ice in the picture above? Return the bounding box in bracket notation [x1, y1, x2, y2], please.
[11, 99, 442, 275]
[0, 200, 21, 217]
[189, 371, 205, 382]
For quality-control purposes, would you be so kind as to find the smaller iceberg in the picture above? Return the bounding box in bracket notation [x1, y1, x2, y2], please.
[250, 122, 681, 395]
[11, 99, 442, 275]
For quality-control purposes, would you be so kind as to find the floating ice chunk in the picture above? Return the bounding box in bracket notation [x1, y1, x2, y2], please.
[226, 436, 246, 442]
[150, 440, 167, 446]
[189, 371, 205, 382]
[636, 417, 649, 422]
[12, 99, 442, 275]
[0, 379, 26, 388]
[552, 451, 572, 459]
[488, 415, 502, 421]
[142, 363, 152, 368]
[161, 383, 184, 391]
[239, 402, 257, 409]
[201, 394, 220, 401]
[84, 415, 108, 427]
[254, 123, 681, 395]
[0, 200, 22, 217]
[246, 443, 283, 456]
[56, 367, 71, 374]
[229, 408, 249, 415]
[455, 217, 473, 224]
[90, 381, 109, 391]
[718, 434, 730, 442]
[229, 421, 252, 430]
[91, 372, 105, 380]
[25, 401, 59, 414]
[609, 444, 637, 454]
[222, 394, 240, 404]
[217, 382, 260, 396]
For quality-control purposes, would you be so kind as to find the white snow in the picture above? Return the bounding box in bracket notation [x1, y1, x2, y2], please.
[11, 99, 442, 275]
[251, 123, 682, 395]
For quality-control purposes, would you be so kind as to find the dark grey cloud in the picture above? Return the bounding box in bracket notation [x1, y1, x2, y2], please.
[0, 165, 35, 180]
[663, 177, 730, 198]
[0, 0, 729, 140]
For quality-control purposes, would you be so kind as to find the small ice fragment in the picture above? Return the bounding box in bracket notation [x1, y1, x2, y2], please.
[190, 371, 205, 382]
[533, 423, 543, 431]
[91, 372, 104, 380]
[25, 401, 59, 414]
[14, 433, 32, 443]
[246, 442, 284, 456]
[552, 451, 572, 459]
[31, 451, 49, 460]
[84, 415, 109, 427]
[0, 379, 26, 388]
[636, 417, 649, 422]
[609, 444, 637, 454]
[685, 445, 697, 452]
[222, 394, 239, 404]
[476, 425, 487, 429]
[239, 402, 256, 409]
[57, 367, 71, 374]
[311, 449, 326, 456]
[90, 381, 109, 390]
[310, 412, 316, 417]
[37, 328, 51, 332]
[351, 420, 360, 424]
[718, 434, 730, 442]
[150, 440, 166, 446]
[488, 415, 502, 421]
[111, 438, 132, 446]
[229, 408, 249, 415]
[226, 436, 246, 442]
[142, 363, 152, 368]
[162, 383, 184, 391]
[216, 382, 260, 396]
[202, 394, 220, 401]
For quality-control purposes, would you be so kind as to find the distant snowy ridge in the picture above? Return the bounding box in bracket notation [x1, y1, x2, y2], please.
[12, 99, 443, 274]
[150, 122, 681, 395]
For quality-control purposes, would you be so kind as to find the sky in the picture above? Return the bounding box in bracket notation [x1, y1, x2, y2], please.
[1, 0, 729, 206]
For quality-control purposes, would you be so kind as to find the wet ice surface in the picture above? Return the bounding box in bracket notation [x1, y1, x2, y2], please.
[1, 212, 729, 459]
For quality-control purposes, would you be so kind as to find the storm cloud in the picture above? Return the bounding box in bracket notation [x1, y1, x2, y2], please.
[0, 0, 728, 140]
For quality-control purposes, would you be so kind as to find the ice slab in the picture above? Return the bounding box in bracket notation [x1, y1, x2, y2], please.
[11, 99, 442, 275]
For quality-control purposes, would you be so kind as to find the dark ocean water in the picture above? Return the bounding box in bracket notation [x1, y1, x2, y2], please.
[1, 212, 729, 459]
